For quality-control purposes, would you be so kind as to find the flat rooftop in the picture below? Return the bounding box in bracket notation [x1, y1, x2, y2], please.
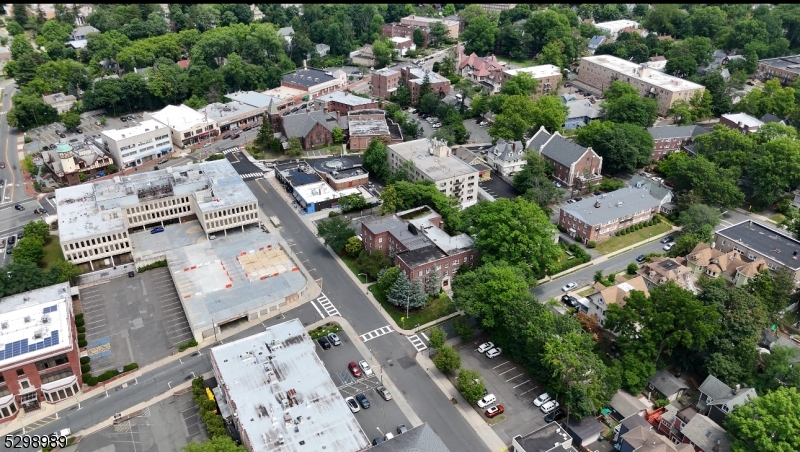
[401, 15, 458, 26]
[210, 319, 367, 452]
[716, 220, 800, 270]
[595, 19, 640, 32]
[262, 85, 308, 100]
[759, 54, 800, 74]
[349, 114, 390, 136]
[225, 91, 285, 108]
[55, 159, 256, 242]
[197, 101, 262, 122]
[294, 181, 360, 204]
[316, 91, 375, 107]
[147, 104, 210, 129]
[514, 423, 576, 452]
[406, 67, 450, 85]
[283, 68, 336, 88]
[326, 166, 368, 180]
[561, 188, 662, 226]
[279, 164, 324, 187]
[503, 64, 561, 79]
[389, 138, 477, 182]
[0, 283, 72, 369]
[581, 55, 704, 91]
[722, 112, 764, 128]
[101, 119, 169, 141]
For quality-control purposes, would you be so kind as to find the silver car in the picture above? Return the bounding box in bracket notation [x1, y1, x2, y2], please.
[327, 332, 342, 346]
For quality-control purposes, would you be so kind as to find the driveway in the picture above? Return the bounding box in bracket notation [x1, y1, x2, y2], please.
[462, 118, 492, 144]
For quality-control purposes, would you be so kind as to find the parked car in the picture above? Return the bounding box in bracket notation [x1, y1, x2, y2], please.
[593, 190, 602, 196]
[485, 405, 504, 418]
[372, 438, 383, 445]
[128, 271, 135, 278]
[8, 235, 16, 245]
[359, 360, 373, 376]
[375, 385, 392, 401]
[540, 400, 560, 414]
[477, 342, 494, 353]
[561, 295, 579, 308]
[533, 393, 552, 407]
[317, 336, 331, 350]
[222, 134, 232, 139]
[383, 432, 394, 441]
[561, 282, 577, 292]
[59, 133, 66, 138]
[0, 179, 4, 186]
[348, 361, 362, 378]
[327, 332, 341, 346]
[660, 236, 674, 244]
[16, 231, 22, 240]
[150, 227, 164, 234]
[545, 408, 565, 423]
[477, 394, 497, 408]
[232, 133, 241, 139]
[345, 396, 360, 413]
[55, 129, 61, 134]
[355, 393, 370, 409]
[636, 254, 646, 262]
[95, 121, 102, 126]
[202, 142, 212, 148]
[486, 348, 502, 359]
[47, 194, 56, 199]
[33, 208, 47, 214]
[396, 424, 408, 434]
[663, 242, 675, 251]
[554, 181, 561, 188]
[14, 204, 24, 211]
[5, 246, 12, 254]
[158, 158, 169, 164]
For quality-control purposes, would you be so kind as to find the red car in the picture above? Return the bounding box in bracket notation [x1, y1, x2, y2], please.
[348, 361, 362, 378]
[485, 405, 504, 418]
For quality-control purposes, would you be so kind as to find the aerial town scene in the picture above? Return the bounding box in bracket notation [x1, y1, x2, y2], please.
[1, 3, 800, 452]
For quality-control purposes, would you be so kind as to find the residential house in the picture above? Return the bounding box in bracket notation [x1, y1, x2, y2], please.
[361, 205, 478, 289]
[696, 375, 758, 426]
[760, 113, 786, 125]
[563, 98, 603, 129]
[456, 48, 506, 90]
[713, 220, 800, 284]
[647, 369, 688, 402]
[613, 413, 651, 443]
[578, 274, 649, 327]
[679, 414, 732, 452]
[526, 127, 603, 189]
[757, 54, 800, 86]
[640, 257, 697, 293]
[658, 405, 700, 446]
[349, 44, 377, 67]
[390, 36, 416, 57]
[277, 26, 294, 46]
[608, 390, 648, 423]
[42, 92, 77, 114]
[41, 141, 114, 186]
[558, 189, 662, 244]
[315, 43, 330, 57]
[70, 25, 99, 41]
[564, 417, 605, 448]
[485, 138, 525, 177]
[250, 4, 264, 21]
[618, 425, 694, 452]
[646, 55, 668, 71]
[628, 175, 674, 212]
[720, 112, 764, 134]
[594, 20, 642, 40]
[685, 242, 768, 288]
[588, 35, 608, 54]
[646, 125, 709, 160]
[280, 110, 348, 150]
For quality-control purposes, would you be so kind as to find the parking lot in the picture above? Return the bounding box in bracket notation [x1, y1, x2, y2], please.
[25, 112, 145, 151]
[455, 338, 549, 445]
[313, 330, 410, 444]
[80, 266, 194, 373]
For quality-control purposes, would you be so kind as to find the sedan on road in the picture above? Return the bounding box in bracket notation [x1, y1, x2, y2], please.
[477, 342, 494, 353]
[150, 227, 164, 234]
[348, 361, 362, 378]
[561, 282, 577, 292]
[0, 161, 4, 168]
[14, 204, 24, 211]
[636, 254, 646, 262]
[222, 134, 232, 139]
[660, 236, 674, 244]
[663, 242, 675, 251]
[485, 347, 502, 359]
[355, 393, 370, 409]
[375, 385, 392, 401]
[359, 360, 373, 376]
[346, 396, 360, 413]
[485, 405, 504, 418]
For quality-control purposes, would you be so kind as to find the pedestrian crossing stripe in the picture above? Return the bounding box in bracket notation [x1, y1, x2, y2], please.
[240, 172, 267, 180]
[360, 325, 393, 342]
[316, 294, 341, 317]
[407, 334, 428, 352]
[222, 147, 239, 154]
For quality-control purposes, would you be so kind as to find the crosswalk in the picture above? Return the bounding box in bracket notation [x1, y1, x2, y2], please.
[240, 172, 267, 180]
[315, 293, 340, 317]
[360, 325, 394, 342]
[407, 334, 428, 352]
[222, 147, 239, 155]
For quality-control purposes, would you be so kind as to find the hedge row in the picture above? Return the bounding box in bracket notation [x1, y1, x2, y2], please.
[177, 339, 199, 352]
[615, 217, 661, 236]
[83, 362, 138, 386]
[191, 377, 229, 439]
[138, 260, 168, 273]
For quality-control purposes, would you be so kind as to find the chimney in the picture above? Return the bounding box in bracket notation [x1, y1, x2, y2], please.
[512, 142, 516, 152]
[733, 384, 740, 394]
[303, 59, 307, 69]
[594, 201, 601, 208]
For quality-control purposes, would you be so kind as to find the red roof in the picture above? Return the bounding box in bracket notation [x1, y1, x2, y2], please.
[177, 59, 190, 69]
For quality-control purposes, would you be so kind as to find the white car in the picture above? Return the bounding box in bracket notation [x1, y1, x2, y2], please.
[561, 282, 578, 292]
[533, 393, 552, 407]
[359, 360, 373, 376]
[477, 342, 494, 353]
[553, 181, 561, 188]
[486, 348, 502, 359]
[663, 242, 675, 251]
[477, 394, 497, 408]
[540, 400, 560, 414]
[346, 396, 361, 413]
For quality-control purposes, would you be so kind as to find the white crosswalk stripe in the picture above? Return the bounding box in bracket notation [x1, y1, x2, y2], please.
[240, 172, 267, 180]
[407, 334, 428, 352]
[360, 325, 394, 342]
[316, 294, 340, 317]
[222, 147, 239, 155]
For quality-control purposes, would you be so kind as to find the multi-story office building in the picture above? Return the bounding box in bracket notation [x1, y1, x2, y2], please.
[145, 104, 218, 149]
[577, 55, 705, 115]
[281, 67, 347, 100]
[55, 159, 260, 272]
[387, 138, 480, 208]
[100, 119, 173, 169]
[0, 283, 81, 424]
[196, 101, 264, 134]
[370, 67, 402, 99]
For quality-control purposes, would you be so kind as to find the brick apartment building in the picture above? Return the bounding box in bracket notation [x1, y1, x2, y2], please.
[361, 206, 478, 289]
[526, 127, 603, 189]
[558, 189, 663, 243]
[371, 67, 403, 100]
[316, 91, 378, 115]
[382, 23, 429, 47]
[347, 109, 403, 152]
[757, 55, 800, 86]
[0, 283, 82, 423]
[494, 65, 562, 98]
[646, 125, 709, 160]
[371, 65, 451, 104]
[400, 15, 460, 39]
[577, 55, 705, 115]
[719, 113, 764, 134]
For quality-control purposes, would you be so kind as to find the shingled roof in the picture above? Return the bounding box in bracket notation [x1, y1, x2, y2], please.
[538, 132, 593, 168]
[282, 110, 347, 139]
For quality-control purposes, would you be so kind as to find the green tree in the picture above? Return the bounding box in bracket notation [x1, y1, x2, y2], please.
[424, 266, 440, 296]
[676, 204, 720, 241]
[344, 236, 362, 257]
[452, 261, 533, 329]
[60, 111, 81, 130]
[666, 232, 705, 258]
[601, 80, 659, 127]
[356, 250, 392, 280]
[12, 238, 45, 264]
[576, 121, 653, 174]
[315, 217, 355, 253]
[462, 14, 498, 55]
[659, 153, 745, 210]
[23, 220, 50, 243]
[489, 95, 567, 141]
[412, 28, 425, 48]
[331, 126, 344, 144]
[429, 21, 449, 47]
[287, 137, 303, 156]
[452, 316, 474, 341]
[387, 272, 426, 309]
[253, 121, 282, 154]
[457, 369, 485, 404]
[362, 138, 390, 182]
[755, 345, 800, 395]
[428, 327, 446, 350]
[377, 185, 400, 215]
[393, 82, 412, 108]
[433, 345, 461, 373]
[513, 151, 562, 213]
[376, 266, 401, 293]
[372, 38, 393, 68]
[48, 260, 81, 284]
[746, 267, 797, 320]
[338, 193, 367, 213]
[500, 72, 540, 97]
[724, 387, 800, 452]
[182, 436, 247, 452]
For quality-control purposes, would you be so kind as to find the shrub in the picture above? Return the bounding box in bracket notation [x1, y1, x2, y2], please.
[178, 343, 188, 352]
[777, 198, 792, 215]
[452, 316, 474, 342]
[78, 333, 85, 341]
[328, 210, 340, 217]
[75, 313, 84, 320]
[75, 318, 85, 327]
[24, 136, 32, 143]
[123, 363, 139, 372]
[627, 263, 639, 275]
[586, 241, 596, 248]
[80, 356, 91, 365]
[78, 339, 88, 347]
[557, 224, 567, 233]
[81, 364, 91, 374]
[188, 339, 198, 347]
[653, 398, 670, 408]
[77, 326, 86, 334]
[138, 260, 167, 272]
[84, 375, 97, 386]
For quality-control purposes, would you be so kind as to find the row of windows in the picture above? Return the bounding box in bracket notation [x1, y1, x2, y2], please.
[66, 232, 128, 251]
[130, 205, 190, 224]
[126, 197, 190, 215]
[122, 150, 137, 158]
[44, 382, 79, 403]
[41, 367, 74, 385]
[203, 204, 257, 220]
[0, 398, 17, 419]
[156, 134, 169, 141]
[207, 213, 258, 229]
[35, 354, 69, 372]
[69, 241, 129, 261]
[136, 139, 153, 147]
[155, 141, 171, 148]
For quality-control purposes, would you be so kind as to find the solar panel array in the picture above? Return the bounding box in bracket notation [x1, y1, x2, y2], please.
[43, 305, 58, 314]
[0, 330, 60, 361]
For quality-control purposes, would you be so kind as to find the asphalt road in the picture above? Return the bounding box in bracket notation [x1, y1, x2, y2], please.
[0, 80, 26, 205]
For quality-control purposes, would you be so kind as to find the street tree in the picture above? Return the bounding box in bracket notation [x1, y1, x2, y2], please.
[376, 266, 401, 294]
[60, 111, 81, 130]
[452, 261, 533, 330]
[12, 238, 45, 264]
[253, 121, 282, 154]
[315, 217, 355, 253]
[457, 369, 485, 404]
[433, 345, 461, 373]
[677, 204, 720, 241]
[576, 121, 653, 174]
[428, 327, 446, 350]
[356, 250, 392, 280]
[724, 387, 800, 452]
[513, 152, 562, 213]
[23, 220, 50, 243]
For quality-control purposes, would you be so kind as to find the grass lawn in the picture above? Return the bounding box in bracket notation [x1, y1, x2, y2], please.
[770, 213, 786, 224]
[339, 253, 364, 281]
[40, 235, 64, 270]
[594, 223, 672, 255]
[368, 284, 457, 328]
[577, 287, 596, 297]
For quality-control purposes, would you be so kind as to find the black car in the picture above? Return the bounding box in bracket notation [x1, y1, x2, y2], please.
[291, 107, 299, 113]
[5, 246, 11, 254]
[636, 254, 646, 262]
[660, 236, 674, 244]
[372, 438, 383, 445]
[545, 408, 565, 423]
[593, 191, 602, 196]
[55, 129, 61, 134]
[33, 208, 47, 214]
[317, 336, 331, 350]
[232, 133, 241, 139]
[17, 231, 23, 240]
[128, 271, 135, 277]
[8, 236, 15, 245]
[561, 294, 579, 308]
[59, 133, 66, 138]
[282, 111, 290, 116]
[222, 134, 232, 139]
[76, 128, 83, 134]
[355, 393, 370, 409]
[120, 117, 127, 122]
[14, 204, 24, 211]
[0, 179, 4, 186]
[47, 194, 56, 200]
[300, 103, 307, 109]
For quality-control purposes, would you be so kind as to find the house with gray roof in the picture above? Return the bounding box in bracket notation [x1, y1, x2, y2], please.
[608, 390, 648, 422]
[628, 174, 674, 212]
[647, 369, 688, 402]
[277, 26, 294, 45]
[70, 25, 99, 41]
[559, 187, 662, 243]
[280, 110, 348, 150]
[486, 138, 525, 177]
[526, 127, 602, 189]
[697, 375, 757, 426]
[646, 125, 709, 160]
[369, 423, 449, 452]
[588, 35, 608, 54]
[679, 414, 731, 452]
[563, 99, 603, 129]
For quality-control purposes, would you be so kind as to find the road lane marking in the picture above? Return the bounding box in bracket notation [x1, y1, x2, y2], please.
[359, 325, 393, 342]
[407, 334, 428, 351]
[316, 294, 340, 317]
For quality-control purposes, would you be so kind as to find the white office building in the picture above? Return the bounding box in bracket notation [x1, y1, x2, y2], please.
[100, 120, 173, 168]
[145, 104, 218, 149]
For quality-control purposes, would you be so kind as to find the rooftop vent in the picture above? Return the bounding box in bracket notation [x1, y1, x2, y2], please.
[1, 321, 8, 329]
[24, 316, 32, 323]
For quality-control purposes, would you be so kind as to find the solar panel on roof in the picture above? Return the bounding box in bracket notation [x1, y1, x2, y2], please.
[0, 330, 62, 362]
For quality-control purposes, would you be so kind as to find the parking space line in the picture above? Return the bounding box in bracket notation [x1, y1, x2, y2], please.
[492, 360, 511, 369]
[310, 299, 324, 318]
[506, 374, 525, 382]
[518, 386, 538, 396]
[513, 379, 531, 388]
[498, 367, 517, 376]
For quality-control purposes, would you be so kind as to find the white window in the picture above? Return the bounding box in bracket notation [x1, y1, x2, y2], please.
[378, 237, 383, 243]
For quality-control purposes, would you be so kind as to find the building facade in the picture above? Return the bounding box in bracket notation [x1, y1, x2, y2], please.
[757, 55, 800, 86]
[316, 91, 378, 115]
[713, 220, 800, 284]
[495, 65, 562, 98]
[145, 104, 218, 149]
[197, 101, 264, 134]
[558, 189, 662, 243]
[281, 67, 347, 100]
[486, 138, 525, 177]
[527, 128, 603, 189]
[347, 109, 403, 152]
[101, 119, 173, 169]
[577, 55, 705, 115]
[381, 23, 429, 48]
[400, 15, 460, 39]
[0, 283, 81, 424]
[41, 141, 115, 186]
[387, 138, 480, 208]
[719, 113, 764, 134]
[401, 66, 451, 104]
[370, 67, 402, 99]
[646, 125, 709, 160]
